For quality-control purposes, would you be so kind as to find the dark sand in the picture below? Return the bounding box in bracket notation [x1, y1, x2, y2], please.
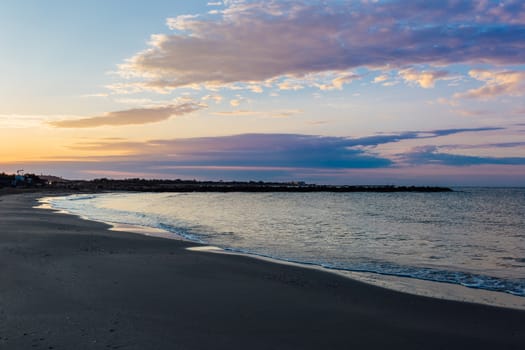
[1, 193, 524, 349]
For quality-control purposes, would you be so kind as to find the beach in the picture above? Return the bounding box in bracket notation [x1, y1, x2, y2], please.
[1, 192, 524, 349]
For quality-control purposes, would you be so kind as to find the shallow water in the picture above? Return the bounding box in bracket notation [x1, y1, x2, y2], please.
[46, 188, 525, 297]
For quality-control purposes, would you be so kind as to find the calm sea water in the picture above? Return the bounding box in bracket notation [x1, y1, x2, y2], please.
[47, 188, 525, 297]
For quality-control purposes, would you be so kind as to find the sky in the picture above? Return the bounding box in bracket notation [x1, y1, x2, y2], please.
[1, 0, 524, 186]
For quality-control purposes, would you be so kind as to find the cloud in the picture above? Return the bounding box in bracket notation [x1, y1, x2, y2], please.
[12, 126, 523, 184]
[66, 127, 501, 167]
[67, 133, 392, 169]
[445, 142, 525, 150]
[399, 68, 450, 88]
[420, 141, 525, 159]
[373, 75, 390, 83]
[341, 127, 501, 148]
[278, 80, 305, 91]
[269, 109, 303, 118]
[213, 109, 302, 118]
[274, 71, 360, 91]
[202, 94, 223, 104]
[229, 99, 241, 107]
[116, 0, 525, 92]
[81, 93, 109, 98]
[166, 15, 200, 31]
[454, 70, 525, 100]
[318, 73, 360, 91]
[404, 145, 525, 166]
[249, 85, 263, 93]
[213, 109, 258, 116]
[50, 102, 205, 128]
[382, 81, 399, 87]
[453, 109, 494, 117]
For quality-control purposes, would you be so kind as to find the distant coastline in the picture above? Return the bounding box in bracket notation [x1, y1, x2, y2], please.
[0, 174, 453, 193]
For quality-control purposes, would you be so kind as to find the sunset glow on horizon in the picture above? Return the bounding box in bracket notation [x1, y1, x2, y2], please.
[1, 0, 524, 185]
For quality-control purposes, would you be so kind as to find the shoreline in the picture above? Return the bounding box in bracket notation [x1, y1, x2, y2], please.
[38, 193, 525, 311]
[1, 192, 525, 349]
[202, 248, 525, 311]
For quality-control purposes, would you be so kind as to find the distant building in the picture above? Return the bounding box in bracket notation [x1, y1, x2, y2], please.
[39, 175, 68, 185]
[15, 175, 25, 185]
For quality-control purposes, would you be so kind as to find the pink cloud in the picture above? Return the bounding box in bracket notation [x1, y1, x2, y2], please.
[454, 70, 525, 100]
[115, 0, 525, 92]
[399, 68, 450, 88]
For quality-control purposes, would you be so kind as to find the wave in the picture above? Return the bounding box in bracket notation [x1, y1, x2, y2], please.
[46, 192, 525, 298]
[136, 220, 525, 297]
[207, 246, 525, 297]
[63, 194, 99, 201]
[324, 262, 525, 296]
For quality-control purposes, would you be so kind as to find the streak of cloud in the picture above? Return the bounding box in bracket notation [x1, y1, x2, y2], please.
[65, 127, 503, 169]
[212, 109, 302, 118]
[403, 145, 525, 166]
[50, 102, 206, 128]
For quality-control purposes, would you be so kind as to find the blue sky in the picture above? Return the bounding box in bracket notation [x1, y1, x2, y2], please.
[1, 0, 524, 185]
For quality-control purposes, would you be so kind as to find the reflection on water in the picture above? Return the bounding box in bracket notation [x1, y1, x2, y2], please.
[47, 188, 525, 297]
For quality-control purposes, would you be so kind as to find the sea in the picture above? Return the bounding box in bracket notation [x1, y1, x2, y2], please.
[42, 188, 525, 307]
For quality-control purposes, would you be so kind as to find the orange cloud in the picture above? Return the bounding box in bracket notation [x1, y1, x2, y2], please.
[50, 103, 205, 128]
[399, 68, 450, 88]
[455, 70, 525, 100]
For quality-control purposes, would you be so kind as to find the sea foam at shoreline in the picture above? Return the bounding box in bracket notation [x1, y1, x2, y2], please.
[44, 188, 525, 300]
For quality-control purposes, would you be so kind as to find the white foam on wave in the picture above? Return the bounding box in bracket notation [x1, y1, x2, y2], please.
[40, 191, 525, 310]
[187, 245, 525, 310]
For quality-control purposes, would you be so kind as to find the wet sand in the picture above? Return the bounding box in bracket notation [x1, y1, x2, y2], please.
[1, 193, 524, 349]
